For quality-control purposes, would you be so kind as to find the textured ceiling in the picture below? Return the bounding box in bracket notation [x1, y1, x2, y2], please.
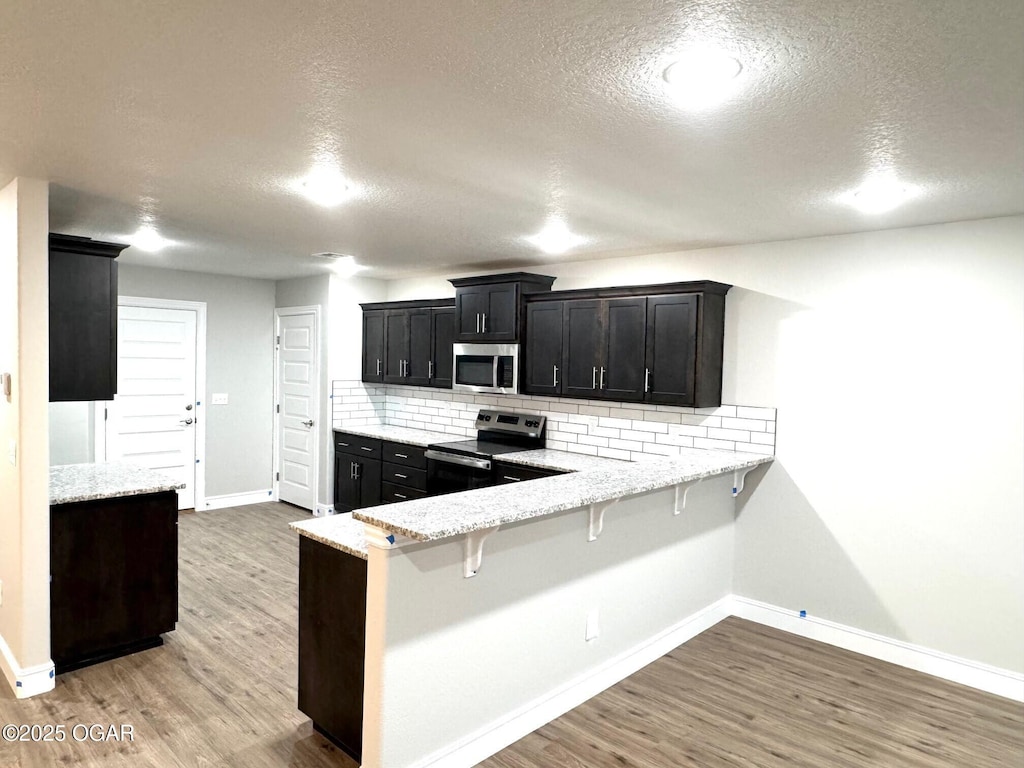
[1, 0, 1022, 280]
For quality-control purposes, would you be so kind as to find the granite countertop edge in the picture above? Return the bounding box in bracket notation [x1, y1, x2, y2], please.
[291, 514, 369, 560]
[50, 462, 185, 506]
[349, 449, 772, 544]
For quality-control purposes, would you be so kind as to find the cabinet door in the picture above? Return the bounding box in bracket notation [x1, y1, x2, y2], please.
[645, 294, 698, 405]
[523, 301, 563, 395]
[405, 309, 432, 386]
[455, 287, 489, 338]
[49, 252, 118, 402]
[430, 307, 456, 388]
[334, 455, 360, 513]
[383, 311, 409, 383]
[602, 298, 647, 402]
[357, 457, 382, 508]
[562, 300, 604, 398]
[361, 310, 385, 383]
[481, 284, 517, 339]
[455, 284, 517, 341]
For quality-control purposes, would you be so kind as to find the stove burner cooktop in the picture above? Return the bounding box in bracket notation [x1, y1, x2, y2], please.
[427, 439, 536, 460]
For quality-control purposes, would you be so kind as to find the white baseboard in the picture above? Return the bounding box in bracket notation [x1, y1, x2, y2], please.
[413, 596, 734, 768]
[0, 631, 54, 699]
[202, 489, 275, 511]
[730, 595, 1024, 702]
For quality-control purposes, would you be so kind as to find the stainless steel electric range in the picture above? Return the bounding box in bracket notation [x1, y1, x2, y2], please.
[424, 409, 546, 495]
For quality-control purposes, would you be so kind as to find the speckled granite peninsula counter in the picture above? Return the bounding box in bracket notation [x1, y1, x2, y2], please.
[50, 462, 182, 673]
[290, 445, 773, 765]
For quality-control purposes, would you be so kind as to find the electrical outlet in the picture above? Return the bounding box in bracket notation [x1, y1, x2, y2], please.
[585, 609, 599, 642]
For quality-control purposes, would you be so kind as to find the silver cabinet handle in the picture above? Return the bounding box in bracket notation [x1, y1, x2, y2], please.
[645, 368, 651, 393]
[394, 473, 407, 479]
[302, 419, 314, 427]
[503, 475, 522, 482]
[592, 366, 597, 389]
[476, 313, 480, 333]
[350, 461, 356, 480]
[354, 462, 361, 480]
[600, 367, 606, 389]
[376, 358, 381, 375]
[552, 365, 558, 387]
[394, 492, 407, 500]
[179, 418, 194, 426]
[338, 441, 349, 447]
[482, 312, 487, 333]
[428, 360, 433, 379]
[360, 446, 374, 452]
[395, 453, 408, 459]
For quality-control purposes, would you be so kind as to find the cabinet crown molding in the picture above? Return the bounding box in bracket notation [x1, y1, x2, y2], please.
[525, 280, 732, 302]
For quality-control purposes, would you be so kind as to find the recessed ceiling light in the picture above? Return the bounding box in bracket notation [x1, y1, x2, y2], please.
[524, 218, 587, 255]
[314, 252, 365, 277]
[663, 48, 743, 109]
[129, 225, 173, 252]
[843, 175, 919, 214]
[291, 165, 357, 207]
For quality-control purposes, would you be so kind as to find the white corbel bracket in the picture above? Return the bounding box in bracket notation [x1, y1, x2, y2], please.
[464, 526, 500, 578]
[732, 467, 756, 497]
[588, 499, 621, 542]
[673, 479, 703, 515]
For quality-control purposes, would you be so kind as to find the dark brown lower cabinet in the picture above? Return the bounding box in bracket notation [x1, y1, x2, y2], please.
[298, 536, 367, 763]
[50, 491, 178, 673]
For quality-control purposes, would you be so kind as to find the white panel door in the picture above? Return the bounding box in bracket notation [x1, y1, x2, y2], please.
[107, 305, 198, 510]
[277, 311, 318, 510]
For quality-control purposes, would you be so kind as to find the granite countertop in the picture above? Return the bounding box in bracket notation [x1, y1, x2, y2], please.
[350, 448, 772, 542]
[290, 513, 368, 559]
[335, 423, 454, 447]
[50, 462, 184, 505]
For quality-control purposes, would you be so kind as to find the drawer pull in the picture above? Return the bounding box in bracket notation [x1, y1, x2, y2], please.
[394, 493, 407, 499]
[338, 442, 349, 447]
[394, 473, 408, 479]
[360, 446, 374, 452]
[503, 475, 522, 482]
[395, 453, 408, 459]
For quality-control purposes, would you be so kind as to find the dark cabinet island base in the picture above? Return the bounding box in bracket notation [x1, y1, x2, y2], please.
[50, 490, 178, 674]
[298, 536, 368, 763]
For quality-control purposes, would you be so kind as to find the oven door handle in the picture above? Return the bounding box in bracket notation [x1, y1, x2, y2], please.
[425, 450, 492, 471]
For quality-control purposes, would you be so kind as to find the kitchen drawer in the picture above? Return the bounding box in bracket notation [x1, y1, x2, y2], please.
[493, 461, 566, 484]
[381, 483, 428, 504]
[335, 431, 382, 460]
[382, 441, 427, 469]
[382, 463, 427, 491]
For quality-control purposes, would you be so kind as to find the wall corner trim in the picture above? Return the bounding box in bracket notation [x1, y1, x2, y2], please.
[202, 490, 276, 511]
[730, 595, 1024, 702]
[0, 631, 55, 699]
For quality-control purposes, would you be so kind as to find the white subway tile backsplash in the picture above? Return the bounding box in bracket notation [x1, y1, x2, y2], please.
[331, 379, 776, 458]
[736, 406, 777, 421]
[598, 446, 632, 461]
[721, 417, 767, 432]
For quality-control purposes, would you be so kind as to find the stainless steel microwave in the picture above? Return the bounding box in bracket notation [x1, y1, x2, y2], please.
[452, 343, 519, 395]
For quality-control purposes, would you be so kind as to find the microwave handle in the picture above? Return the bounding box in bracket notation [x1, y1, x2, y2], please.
[493, 353, 500, 385]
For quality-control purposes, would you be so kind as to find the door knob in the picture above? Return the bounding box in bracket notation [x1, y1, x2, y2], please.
[185, 403, 193, 411]
[302, 419, 314, 427]
[179, 418, 194, 426]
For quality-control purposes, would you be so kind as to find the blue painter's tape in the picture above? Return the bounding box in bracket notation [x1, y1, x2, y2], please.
[49, 670, 55, 678]
[16, 681, 22, 687]
[386, 534, 396, 544]
[799, 610, 807, 618]
[732, 487, 738, 494]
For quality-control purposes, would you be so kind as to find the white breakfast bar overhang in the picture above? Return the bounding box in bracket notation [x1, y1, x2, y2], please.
[292, 447, 771, 768]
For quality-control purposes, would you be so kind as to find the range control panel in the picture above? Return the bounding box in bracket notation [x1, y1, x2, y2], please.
[476, 409, 546, 436]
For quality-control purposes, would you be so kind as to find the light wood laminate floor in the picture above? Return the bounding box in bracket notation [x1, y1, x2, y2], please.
[2, 502, 1021, 767]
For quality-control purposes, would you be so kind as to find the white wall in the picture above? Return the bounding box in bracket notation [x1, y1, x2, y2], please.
[120, 265, 276, 498]
[0, 177, 52, 692]
[384, 216, 1024, 673]
[362, 476, 736, 768]
[47, 402, 94, 465]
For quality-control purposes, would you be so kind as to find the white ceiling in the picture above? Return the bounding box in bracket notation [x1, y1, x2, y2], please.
[2, 1, 1022, 280]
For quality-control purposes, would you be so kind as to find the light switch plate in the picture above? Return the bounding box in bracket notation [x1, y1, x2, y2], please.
[211, 393, 229, 405]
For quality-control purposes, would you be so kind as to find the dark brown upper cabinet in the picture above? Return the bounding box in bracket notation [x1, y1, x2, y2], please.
[49, 233, 128, 402]
[522, 281, 730, 408]
[450, 273, 555, 342]
[360, 299, 456, 388]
